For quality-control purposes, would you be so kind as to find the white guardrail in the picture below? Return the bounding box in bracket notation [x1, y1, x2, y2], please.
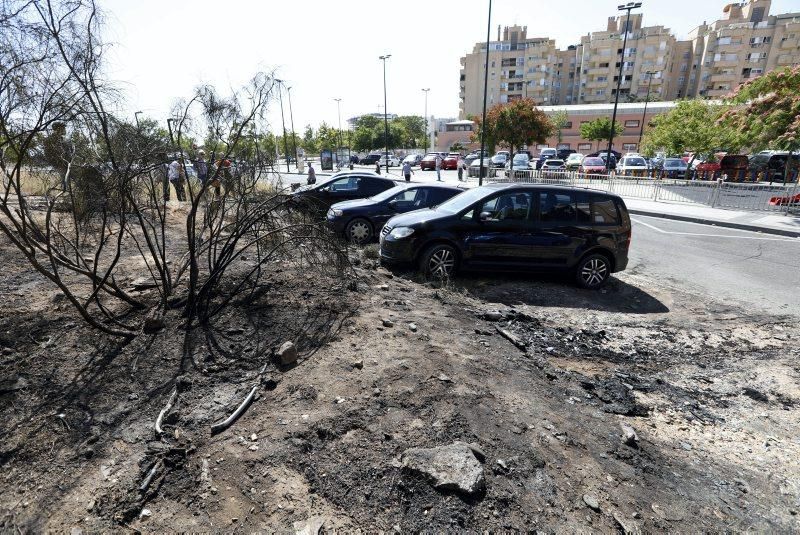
[487, 169, 800, 214]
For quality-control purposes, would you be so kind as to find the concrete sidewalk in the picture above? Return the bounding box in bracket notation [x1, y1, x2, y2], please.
[625, 198, 800, 237]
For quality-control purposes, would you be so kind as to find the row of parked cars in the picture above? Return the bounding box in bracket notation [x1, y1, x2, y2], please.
[289, 170, 632, 289]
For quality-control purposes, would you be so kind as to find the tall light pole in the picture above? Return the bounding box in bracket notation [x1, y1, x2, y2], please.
[478, 0, 493, 185]
[134, 111, 143, 129]
[638, 70, 657, 148]
[285, 85, 298, 165]
[334, 98, 343, 164]
[379, 54, 391, 173]
[606, 1, 642, 170]
[422, 88, 430, 153]
[275, 79, 291, 172]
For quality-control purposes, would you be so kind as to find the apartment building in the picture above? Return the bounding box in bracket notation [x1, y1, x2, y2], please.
[458, 0, 800, 119]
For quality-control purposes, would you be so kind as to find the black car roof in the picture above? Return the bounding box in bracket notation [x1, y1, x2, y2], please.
[480, 182, 623, 199]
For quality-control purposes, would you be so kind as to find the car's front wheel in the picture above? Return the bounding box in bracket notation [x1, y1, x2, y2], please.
[575, 253, 611, 289]
[420, 243, 458, 279]
[345, 218, 373, 244]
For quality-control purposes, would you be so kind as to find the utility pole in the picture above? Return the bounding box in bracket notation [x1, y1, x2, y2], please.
[478, 0, 493, 186]
[422, 88, 430, 153]
[379, 54, 391, 174]
[134, 111, 143, 129]
[638, 70, 657, 148]
[275, 79, 291, 173]
[606, 1, 642, 170]
[286, 85, 298, 165]
[334, 98, 343, 165]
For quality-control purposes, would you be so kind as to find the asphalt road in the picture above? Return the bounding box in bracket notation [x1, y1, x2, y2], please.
[629, 215, 800, 318]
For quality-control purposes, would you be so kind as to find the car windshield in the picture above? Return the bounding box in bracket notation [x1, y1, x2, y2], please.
[422, 154, 437, 161]
[545, 160, 564, 165]
[583, 158, 604, 165]
[435, 186, 492, 214]
[567, 154, 582, 161]
[513, 155, 528, 162]
[664, 159, 687, 168]
[623, 157, 647, 166]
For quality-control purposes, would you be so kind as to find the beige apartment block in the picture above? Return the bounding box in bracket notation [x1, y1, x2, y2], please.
[458, 0, 800, 119]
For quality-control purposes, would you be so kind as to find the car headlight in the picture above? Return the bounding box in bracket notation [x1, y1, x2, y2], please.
[388, 227, 414, 239]
[327, 208, 343, 218]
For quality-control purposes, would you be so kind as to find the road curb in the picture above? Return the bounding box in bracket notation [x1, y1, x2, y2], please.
[629, 209, 800, 238]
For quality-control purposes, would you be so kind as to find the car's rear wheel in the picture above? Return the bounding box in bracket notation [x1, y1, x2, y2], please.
[345, 218, 373, 244]
[420, 244, 458, 279]
[575, 253, 611, 289]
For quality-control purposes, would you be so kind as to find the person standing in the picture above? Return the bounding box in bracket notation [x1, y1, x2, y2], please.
[307, 163, 316, 185]
[195, 149, 208, 188]
[402, 161, 414, 182]
[375, 161, 381, 175]
[435, 153, 443, 181]
[157, 153, 170, 201]
[457, 156, 466, 182]
[168, 158, 186, 201]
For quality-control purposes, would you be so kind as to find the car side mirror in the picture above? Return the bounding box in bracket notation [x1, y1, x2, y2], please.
[479, 211, 491, 221]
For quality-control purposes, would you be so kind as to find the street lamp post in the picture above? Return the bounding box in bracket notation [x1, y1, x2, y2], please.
[286, 85, 298, 165]
[422, 88, 430, 153]
[379, 54, 391, 174]
[275, 79, 291, 173]
[334, 98, 343, 165]
[638, 70, 657, 148]
[606, 1, 642, 170]
[134, 111, 143, 129]
[478, 0, 493, 186]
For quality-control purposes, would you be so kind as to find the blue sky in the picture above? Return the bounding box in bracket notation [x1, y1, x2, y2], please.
[100, 0, 800, 131]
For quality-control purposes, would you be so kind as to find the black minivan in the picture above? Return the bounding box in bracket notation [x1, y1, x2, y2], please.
[379, 184, 631, 289]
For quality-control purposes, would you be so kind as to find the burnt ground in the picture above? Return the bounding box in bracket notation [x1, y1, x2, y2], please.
[1, 231, 799, 532]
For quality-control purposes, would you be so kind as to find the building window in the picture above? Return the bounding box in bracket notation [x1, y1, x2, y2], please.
[563, 121, 573, 129]
[624, 120, 640, 128]
[578, 143, 592, 151]
[623, 143, 638, 152]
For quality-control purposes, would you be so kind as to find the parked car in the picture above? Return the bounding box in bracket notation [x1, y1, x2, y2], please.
[541, 159, 566, 177]
[420, 153, 443, 171]
[360, 154, 382, 165]
[565, 153, 584, 171]
[578, 156, 607, 175]
[490, 152, 509, 168]
[327, 183, 462, 244]
[443, 153, 461, 170]
[468, 157, 492, 178]
[506, 153, 532, 171]
[402, 154, 423, 166]
[749, 151, 800, 183]
[535, 148, 558, 170]
[557, 148, 576, 161]
[616, 155, 649, 177]
[379, 184, 631, 289]
[291, 173, 396, 213]
[658, 158, 688, 179]
[696, 154, 749, 180]
[378, 154, 401, 167]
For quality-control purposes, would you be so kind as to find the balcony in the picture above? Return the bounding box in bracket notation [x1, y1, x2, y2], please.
[587, 67, 608, 75]
[712, 58, 740, 67]
[586, 80, 608, 89]
[710, 73, 736, 83]
[781, 38, 798, 49]
[705, 88, 732, 98]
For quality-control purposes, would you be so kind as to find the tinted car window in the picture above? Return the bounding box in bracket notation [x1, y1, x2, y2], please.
[429, 188, 460, 205]
[479, 192, 533, 221]
[329, 176, 359, 191]
[592, 196, 620, 225]
[540, 192, 575, 223]
[362, 177, 392, 195]
[389, 188, 418, 203]
[576, 192, 592, 224]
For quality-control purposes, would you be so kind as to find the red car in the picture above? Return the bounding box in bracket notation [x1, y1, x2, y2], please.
[443, 153, 461, 170]
[420, 153, 440, 171]
[696, 154, 749, 180]
[578, 157, 607, 175]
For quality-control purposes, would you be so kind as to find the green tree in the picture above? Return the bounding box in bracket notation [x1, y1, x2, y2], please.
[719, 65, 800, 181]
[315, 122, 341, 150]
[393, 115, 426, 148]
[301, 125, 318, 154]
[473, 99, 554, 170]
[580, 117, 623, 152]
[551, 110, 569, 144]
[641, 99, 732, 167]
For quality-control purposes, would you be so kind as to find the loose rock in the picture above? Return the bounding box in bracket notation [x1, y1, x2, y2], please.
[620, 422, 639, 448]
[401, 443, 485, 495]
[382, 318, 394, 328]
[583, 494, 601, 512]
[276, 341, 298, 366]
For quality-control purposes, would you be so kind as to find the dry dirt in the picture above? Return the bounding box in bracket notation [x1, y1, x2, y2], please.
[1, 231, 799, 532]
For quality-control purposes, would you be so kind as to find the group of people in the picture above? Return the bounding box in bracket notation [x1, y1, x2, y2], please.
[160, 149, 232, 202]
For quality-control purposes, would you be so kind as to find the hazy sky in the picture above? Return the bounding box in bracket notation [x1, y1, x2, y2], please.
[100, 0, 800, 132]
